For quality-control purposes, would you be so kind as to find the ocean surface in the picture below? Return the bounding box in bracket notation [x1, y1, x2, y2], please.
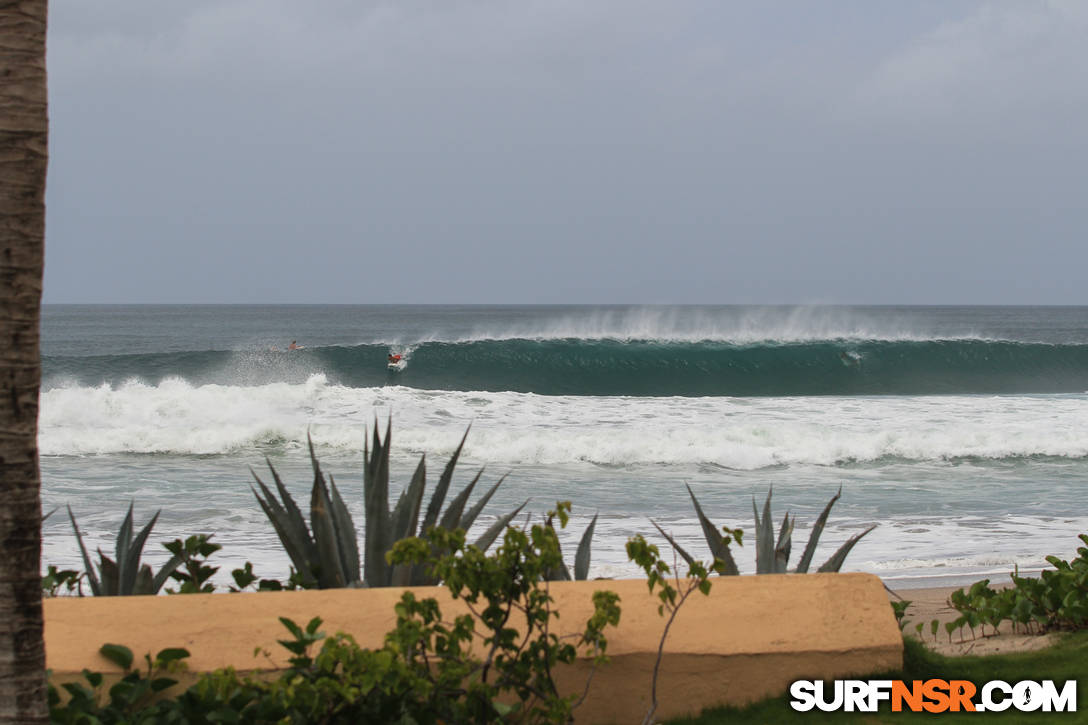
[39, 305, 1088, 589]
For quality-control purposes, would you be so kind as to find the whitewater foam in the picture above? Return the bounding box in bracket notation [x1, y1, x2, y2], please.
[39, 377, 1088, 463]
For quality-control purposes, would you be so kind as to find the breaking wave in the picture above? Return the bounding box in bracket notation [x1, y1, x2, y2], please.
[41, 337, 1088, 397]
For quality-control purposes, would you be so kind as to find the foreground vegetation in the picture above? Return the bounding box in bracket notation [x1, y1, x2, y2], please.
[49, 505, 730, 724]
[50, 602, 1088, 724]
[670, 532, 1088, 724]
[667, 632, 1088, 724]
[50, 506, 623, 724]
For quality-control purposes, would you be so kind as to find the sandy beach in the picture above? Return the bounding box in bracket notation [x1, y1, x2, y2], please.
[884, 581, 1062, 656]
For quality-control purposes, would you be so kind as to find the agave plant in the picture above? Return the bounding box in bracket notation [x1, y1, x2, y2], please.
[252, 422, 525, 588]
[542, 504, 599, 581]
[251, 436, 360, 588]
[68, 504, 183, 596]
[651, 485, 740, 575]
[365, 423, 526, 587]
[748, 486, 876, 574]
[652, 485, 874, 575]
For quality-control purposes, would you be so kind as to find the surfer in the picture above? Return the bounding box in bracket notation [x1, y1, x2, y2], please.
[840, 351, 860, 368]
[288, 340, 301, 350]
[388, 353, 402, 364]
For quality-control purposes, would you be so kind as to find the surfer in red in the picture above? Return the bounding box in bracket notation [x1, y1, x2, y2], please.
[388, 353, 402, 364]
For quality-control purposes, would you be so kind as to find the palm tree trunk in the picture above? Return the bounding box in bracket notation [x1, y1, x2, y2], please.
[0, 1, 49, 722]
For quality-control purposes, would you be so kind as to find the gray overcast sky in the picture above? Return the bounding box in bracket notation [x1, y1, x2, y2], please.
[44, 1, 1088, 304]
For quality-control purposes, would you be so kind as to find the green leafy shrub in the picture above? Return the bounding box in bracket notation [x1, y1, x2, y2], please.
[542, 504, 598, 581]
[163, 534, 221, 594]
[228, 560, 307, 592]
[890, 599, 912, 631]
[49, 643, 191, 723]
[42, 565, 84, 597]
[388, 502, 622, 722]
[51, 512, 622, 724]
[49, 624, 438, 724]
[627, 533, 722, 725]
[947, 533, 1088, 639]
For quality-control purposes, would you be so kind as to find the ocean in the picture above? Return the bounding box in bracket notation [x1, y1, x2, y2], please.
[39, 304, 1088, 589]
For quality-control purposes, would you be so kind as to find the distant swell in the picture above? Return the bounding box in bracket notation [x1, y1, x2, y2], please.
[42, 338, 1088, 397]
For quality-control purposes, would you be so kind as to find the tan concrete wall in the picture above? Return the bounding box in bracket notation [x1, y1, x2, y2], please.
[45, 572, 902, 723]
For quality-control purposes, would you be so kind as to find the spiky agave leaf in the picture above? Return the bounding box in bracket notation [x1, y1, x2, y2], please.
[437, 469, 483, 533]
[310, 499, 344, 586]
[362, 420, 393, 587]
[650, 520, 697, 570]
[69, 505, 181, 596]
[377, 422, 518, 586]
[541, 507, 576, 582]
[687, 484, 739, 575]
[473, 501, 528, 552]
[122, 508, 165, 596]
[381, 454, 428, 588]
[307, 435, 359, 585]
[114, 503, 135, 586]
[400, 472, 509, 587]
[404, 425, 518, 584]
[817, 525, 877, 573]
[252, 447, 361, 589]
[389, 459, 428, 587]
[573, 512, 599, 581]
[310, 457, 348, 588]
[251, 470, 318, 586]
[134, 565, 156, 596]
[68, 506, 102, 596]
[327, 475, 360, 582]
[98, 552, 119, 596]
[419, 426, 470, 536]
[252, 439, 362, 589]
[795, 486, 842, 574]
[267, 462, 312, 554]
[389, 456, 427, 543]
[410, 500, 529, 587]
[251, 421, 519, 588]
[367, 421, 487, 587]
[402, 435, 472, 587]
[150, 555, 184, 595]
[774, 512, 795, 574]
[753, 489, 776, 574]
[548, 546, 573, 581]
[459, 474, 507, 532]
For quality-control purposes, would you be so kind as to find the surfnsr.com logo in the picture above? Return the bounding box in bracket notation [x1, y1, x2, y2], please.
[790, 679, 1077, 713]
